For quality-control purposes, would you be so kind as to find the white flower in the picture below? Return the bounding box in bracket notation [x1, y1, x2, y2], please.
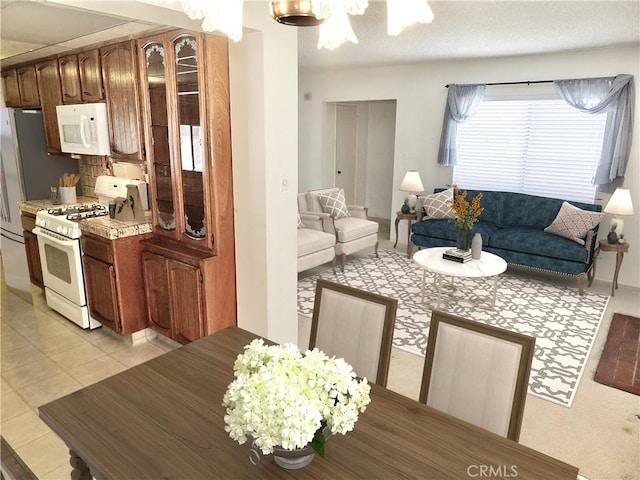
[222, 340, 371, 455]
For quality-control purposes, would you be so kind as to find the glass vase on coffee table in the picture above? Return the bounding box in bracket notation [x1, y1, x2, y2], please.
[456, 228, 472, 251]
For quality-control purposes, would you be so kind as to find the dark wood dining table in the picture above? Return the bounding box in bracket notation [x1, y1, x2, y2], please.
[39, 326, 579, 479]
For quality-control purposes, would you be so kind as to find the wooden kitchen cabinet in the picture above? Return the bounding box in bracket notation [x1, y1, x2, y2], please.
[20, 213, 43, 289]
[141, 238, 233, 344]
[1, 66, 40, 107]
[59, 50, 104, 104]
[137, 30, 236, 344]
[100, 40, 144, 161]
[81, 232, 152, 335]
[16, 66, 40, 107]
[1, 69, 21, 107]
[78, 49, 103, 102]
[59, 54, 82, 103]
[35, 59, 64, 153]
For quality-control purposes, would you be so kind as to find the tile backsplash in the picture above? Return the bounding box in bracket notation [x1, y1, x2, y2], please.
[78, 155, 110, 198]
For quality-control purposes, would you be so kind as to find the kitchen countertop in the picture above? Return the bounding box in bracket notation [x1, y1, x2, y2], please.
[17, 198, 153, 240]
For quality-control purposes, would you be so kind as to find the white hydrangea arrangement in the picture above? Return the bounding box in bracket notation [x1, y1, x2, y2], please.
[222, 339, 371, 456]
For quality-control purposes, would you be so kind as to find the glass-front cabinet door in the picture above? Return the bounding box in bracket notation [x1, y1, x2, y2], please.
[173, 34, 207, 244]
[141, 39, 176, 233]
[139, 31, 214, 250]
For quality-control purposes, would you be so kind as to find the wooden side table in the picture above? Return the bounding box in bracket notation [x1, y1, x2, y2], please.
[588, 239, 629, 296]
[394, 211, 419, 255]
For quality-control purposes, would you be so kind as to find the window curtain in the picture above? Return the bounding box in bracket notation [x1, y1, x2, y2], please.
[554, 74, 635, 193]
[437, 84, 486, 166]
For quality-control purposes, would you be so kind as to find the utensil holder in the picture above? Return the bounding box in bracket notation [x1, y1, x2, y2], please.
[59, 186, 77, 204]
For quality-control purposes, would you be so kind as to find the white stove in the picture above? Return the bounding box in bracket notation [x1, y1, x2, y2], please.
[35, 203, 108, 239]
[33, 203, 108, 330]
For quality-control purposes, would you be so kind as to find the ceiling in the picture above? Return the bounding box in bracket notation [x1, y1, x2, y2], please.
[1, 0, 639, 70]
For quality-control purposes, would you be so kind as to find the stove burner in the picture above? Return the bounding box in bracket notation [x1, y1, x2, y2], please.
[66, 209, 108, 222]
[47, 207, 67, 216]
[47, 204, 107, 218]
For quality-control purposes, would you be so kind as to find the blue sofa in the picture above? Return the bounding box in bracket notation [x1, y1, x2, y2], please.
[409, 189, 602, 295]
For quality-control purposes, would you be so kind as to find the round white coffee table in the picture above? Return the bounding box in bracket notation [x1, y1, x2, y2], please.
[413, 247, 508, 308]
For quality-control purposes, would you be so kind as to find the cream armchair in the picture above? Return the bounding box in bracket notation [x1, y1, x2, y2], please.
[298, 212, 337, 274]
[298, 188, 379, 272]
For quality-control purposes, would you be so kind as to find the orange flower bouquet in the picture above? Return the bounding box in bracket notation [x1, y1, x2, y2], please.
[450, 185, 484, 230]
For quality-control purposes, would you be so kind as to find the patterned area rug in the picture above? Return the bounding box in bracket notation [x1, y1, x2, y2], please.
[298, 250, 610, 407]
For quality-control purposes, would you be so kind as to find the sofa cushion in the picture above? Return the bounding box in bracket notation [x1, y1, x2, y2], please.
[334, 217, 378, 243]
[502, 192, 602, 230]
[544, 201, 604, 245]
[317, 188, 351, 219]
[297, 228, 335, 257]
[488, 227, 589, 263]
[297, 212, 304, 229]
[422, 188, 455, 219]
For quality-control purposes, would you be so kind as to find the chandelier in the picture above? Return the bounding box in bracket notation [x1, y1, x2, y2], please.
[177, 0, 434, 50]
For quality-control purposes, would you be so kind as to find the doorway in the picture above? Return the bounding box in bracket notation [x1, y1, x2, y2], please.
[328, 100, 396, 220]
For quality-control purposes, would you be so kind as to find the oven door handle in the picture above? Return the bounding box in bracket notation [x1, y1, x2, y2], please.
[32, 226, 76, 246]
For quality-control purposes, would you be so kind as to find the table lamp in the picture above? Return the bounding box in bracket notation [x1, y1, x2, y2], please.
[400, 170, 424, 211]
[604, 187, 634, 238]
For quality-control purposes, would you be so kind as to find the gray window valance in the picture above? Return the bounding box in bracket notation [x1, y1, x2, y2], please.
[554, 74, 635, 193]
[436, 84, 486, 167]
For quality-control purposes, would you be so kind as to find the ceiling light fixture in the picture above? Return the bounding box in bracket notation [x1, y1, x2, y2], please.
[179, 0, 244, 41]
[270, 0, 324, 26]
[174, 0, 434, 49]
[386, 0, 433, 36]
[317, 5, 359, 50]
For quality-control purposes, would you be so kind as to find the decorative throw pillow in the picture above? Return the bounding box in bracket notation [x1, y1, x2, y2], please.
[317, 189, 351, 219]
[297, 211, 305, 229]
[544, 201, 604, 245]
[422, 188, 456, 219]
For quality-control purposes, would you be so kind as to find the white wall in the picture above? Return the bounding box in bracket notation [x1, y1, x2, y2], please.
[300, 46, 640, 288]
[230, 2, 299, 345]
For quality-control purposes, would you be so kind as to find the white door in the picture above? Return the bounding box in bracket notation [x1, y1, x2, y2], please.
[335, 104, 358, 204]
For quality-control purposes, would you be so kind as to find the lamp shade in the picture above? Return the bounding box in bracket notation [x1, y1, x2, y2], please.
[399, 170, 424, 193]
[604, 188, 634, 216]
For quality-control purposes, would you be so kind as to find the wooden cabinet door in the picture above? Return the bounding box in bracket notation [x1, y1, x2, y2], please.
[169, 260, 204, 344]
[35, 59, 64, 153]
[23, 230, 44, 289]
[141, 251, 172, 338]
[59, 54, 82, 104]
[83, 255, 120, 333]
[16, 66, 40, 107]
[1, 69, 21, 107]
[100, 41, 143, 161]
[78, 49, 103, 102]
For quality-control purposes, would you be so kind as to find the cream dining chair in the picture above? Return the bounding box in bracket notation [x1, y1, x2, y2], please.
[419, 311, 535, 442]
[309, 279, 397, 387]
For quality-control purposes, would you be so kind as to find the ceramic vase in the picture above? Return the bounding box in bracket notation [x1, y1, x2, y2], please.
[471, 233, 482, 259]
[456, 229, 472, 251]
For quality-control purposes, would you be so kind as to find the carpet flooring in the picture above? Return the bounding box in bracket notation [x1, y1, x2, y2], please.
[297, 250, 610, 407]
[594, 313, 640, 396]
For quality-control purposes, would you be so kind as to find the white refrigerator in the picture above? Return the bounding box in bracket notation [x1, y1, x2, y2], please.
[0, 108, 80, 297]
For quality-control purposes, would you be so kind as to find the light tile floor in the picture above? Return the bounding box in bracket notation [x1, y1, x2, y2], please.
[1, 278, 178, 479]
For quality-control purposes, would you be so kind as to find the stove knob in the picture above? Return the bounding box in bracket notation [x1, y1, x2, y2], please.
[62, 227, 69, 236]
[56, 226, 63, 234]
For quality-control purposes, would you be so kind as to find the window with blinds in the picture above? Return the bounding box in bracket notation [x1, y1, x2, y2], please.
[453, 98, 607, 203]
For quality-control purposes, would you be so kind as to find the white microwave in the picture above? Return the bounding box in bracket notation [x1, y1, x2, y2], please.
[56, 103, 110, 155]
